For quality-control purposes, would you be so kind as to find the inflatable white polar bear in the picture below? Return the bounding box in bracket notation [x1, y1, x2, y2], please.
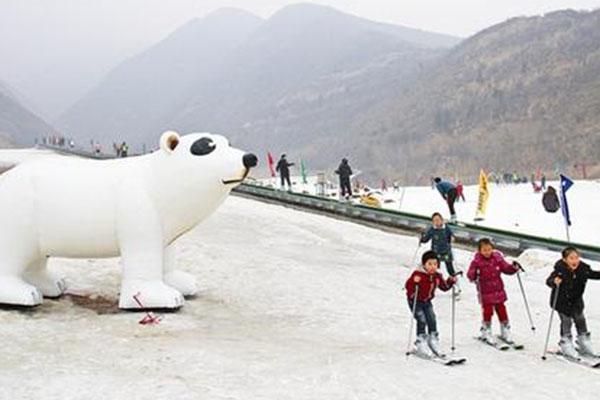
[0, 131, 257, 309]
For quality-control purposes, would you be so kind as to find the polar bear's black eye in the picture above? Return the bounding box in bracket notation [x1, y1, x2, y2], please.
[190, 137, 216, 156]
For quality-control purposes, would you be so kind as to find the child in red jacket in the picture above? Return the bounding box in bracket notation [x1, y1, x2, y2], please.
[467, 238, 521, 345]
[405, 250, 456, 357]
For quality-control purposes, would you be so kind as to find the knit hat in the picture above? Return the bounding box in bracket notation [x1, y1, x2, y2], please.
[421, 250, 439, 265]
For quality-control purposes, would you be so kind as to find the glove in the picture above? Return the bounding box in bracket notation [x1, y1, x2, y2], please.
[513, 261, 524, 272]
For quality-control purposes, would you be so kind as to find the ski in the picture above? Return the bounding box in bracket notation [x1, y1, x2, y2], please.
[474, 336, 510, 351]
[408, 350, 466, 366]
[497, 336, 525, 350]
[547, 351, 600, 368]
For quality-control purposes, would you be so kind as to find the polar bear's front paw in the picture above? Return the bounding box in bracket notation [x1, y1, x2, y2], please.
[164, 270, 198, 297]
[119, 280, 184, 310]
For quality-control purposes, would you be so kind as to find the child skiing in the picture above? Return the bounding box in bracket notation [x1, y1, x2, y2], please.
[546, 247, 600, 359]
[405, 251, 457, 357]
[420, 212, 457, 277]
[467, 238, 521, 346]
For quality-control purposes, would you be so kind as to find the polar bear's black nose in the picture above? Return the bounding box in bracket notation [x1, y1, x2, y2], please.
[243, 153, 258, 168]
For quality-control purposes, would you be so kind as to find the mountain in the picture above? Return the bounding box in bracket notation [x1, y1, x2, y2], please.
[58, 8, 265, 147]
[59, 4, 460, 154]
[0, 79, 53, 147]
[345, 9, 600, 182]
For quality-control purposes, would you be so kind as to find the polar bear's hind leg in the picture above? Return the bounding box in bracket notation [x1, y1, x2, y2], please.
[24, 258, 66, 298]
[163, 244, 198, 297]
[0, 276, 43, 306]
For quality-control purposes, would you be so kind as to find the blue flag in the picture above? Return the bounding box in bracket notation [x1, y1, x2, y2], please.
[560, 174, 574, 226]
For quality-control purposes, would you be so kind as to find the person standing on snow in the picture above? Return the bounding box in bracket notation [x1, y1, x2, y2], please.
[276, 154, 294, 191]
[541, 174, 547, 190]
[405, 251, 457, 357]
[546, 247, 600, 359]
[467, 238, 521, 346]
[434, 177, 458, 223]
[420, 213, 459, 289]
[335, 158, 353, 199]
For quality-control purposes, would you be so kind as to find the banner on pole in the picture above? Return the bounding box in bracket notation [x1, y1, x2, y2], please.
[475, 170, 490, 221]
[560, 174, 574, 226]
[300, 159, 308, 184]
[267, 152, 276, 178]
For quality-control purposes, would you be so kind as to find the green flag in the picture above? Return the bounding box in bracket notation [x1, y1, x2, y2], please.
[300, 159, 308, 184]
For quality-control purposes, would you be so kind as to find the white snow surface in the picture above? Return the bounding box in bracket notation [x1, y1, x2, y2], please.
[0, 148, 57, 169]
[1, 196, 600, 400]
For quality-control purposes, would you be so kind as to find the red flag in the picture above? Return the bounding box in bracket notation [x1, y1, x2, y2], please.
[267, 152, 276, 177]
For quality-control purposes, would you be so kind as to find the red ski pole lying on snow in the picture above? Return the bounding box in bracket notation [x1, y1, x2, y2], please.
[133, 292, 162, 325]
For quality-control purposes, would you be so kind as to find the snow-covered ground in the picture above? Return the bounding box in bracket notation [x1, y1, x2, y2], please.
[2, 196, 600, 400]
[261, 176, 600, 246]
[0, 148, 57, 169]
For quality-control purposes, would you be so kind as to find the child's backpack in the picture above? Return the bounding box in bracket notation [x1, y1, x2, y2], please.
[542, 187, 560, 213]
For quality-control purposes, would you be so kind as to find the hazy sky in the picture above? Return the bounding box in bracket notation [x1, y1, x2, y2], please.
[1, 0, 599, 118]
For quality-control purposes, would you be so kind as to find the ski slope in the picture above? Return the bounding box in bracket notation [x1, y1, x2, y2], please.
[264, 176, 600, 246]
[1, 196, 600, 400]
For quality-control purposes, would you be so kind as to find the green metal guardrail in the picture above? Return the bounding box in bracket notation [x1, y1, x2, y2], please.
[233, 183, 600, 261]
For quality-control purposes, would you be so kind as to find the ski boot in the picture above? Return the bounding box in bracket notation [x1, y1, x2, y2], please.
[559, 335, 579, 359]
[450, 214, 457, 224]
[479, 323, 496, 345]
[427, 332, 445, 357]
[576, 332, 597, 357]
[499, 323, 514, 344]
[415, 334, 432, 357]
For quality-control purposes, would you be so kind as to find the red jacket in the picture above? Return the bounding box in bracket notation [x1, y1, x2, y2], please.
[405, 270, 454, 302]
[467, 251, 519, 305]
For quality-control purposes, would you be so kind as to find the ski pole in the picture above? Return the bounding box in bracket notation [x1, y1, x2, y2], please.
[409, 242, 421, 267]
[542, 282, 561, 360]
[406, 284, 420, 357]
[450, 271, 463, 352]
[515, 266, 536, 331]
[451, 285, 456, 352]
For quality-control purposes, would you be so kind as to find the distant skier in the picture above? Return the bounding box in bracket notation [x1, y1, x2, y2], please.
[276, 154, 294, 191]
[541, 174, 547, 190]
[467, 238, 521, 346]
[420, 212, 458, 278]
[405, 251, 457, 357]
[546, 247, 600, 358]
[434, 177, 458, 223]
[335, 158, 353, 199]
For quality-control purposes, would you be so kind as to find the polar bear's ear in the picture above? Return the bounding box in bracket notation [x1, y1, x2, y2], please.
[160, 131, 180, 154]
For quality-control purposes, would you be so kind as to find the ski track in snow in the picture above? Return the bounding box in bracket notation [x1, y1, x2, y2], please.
[1, 196, 600, 399]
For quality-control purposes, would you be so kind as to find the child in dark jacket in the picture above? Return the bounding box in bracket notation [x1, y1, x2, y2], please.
[420, 212, 457, 277]
[467, 238, 521, 345]
[546, 247, 600, 358]
[405, 250, 456, 357]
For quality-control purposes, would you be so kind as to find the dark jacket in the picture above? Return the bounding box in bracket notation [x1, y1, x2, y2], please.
[420, 225, 454, 259]
[546, 260, 600, 316]
[542, 187, 560, 213]
[335, 161, 353, 180]
[435, 180, 456, 199]
[276, 158, 294, 176]
[405, 269, 454, 302]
